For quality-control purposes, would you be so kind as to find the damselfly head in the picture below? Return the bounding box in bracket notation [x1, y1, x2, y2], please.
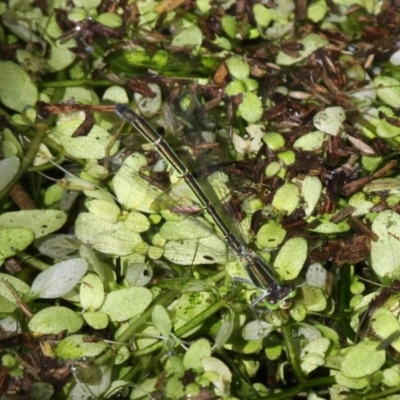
[251, 282, 297, 311]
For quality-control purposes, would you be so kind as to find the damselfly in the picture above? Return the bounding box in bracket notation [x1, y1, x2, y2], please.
[115, 102, 296, 310]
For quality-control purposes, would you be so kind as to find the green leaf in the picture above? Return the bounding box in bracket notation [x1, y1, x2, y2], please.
[313, 106, 346, 136]
[171, 25, 203, 54]
[256, 221, 286, 249]
[134, 83, 162, 117]
[28, 306, 83, 334]
[272, 183, 299, 215]
[183, 338, 212, 370]
[125, 263, 153, 287]
[253, 4, 272, 28]
[75, 212, 143, 256]
[51, 119, 119, 159]
[29, 258, 88, 299]
[341, 340, 385, 378]
[0, 156, 19, 191]
[297, 286, 327, 312]
[0, 61, 38, 112]
[213, 309, 234, 350]
[276, 33, 329, 65]
[45, 14, 77, 71]
[202, 357, 232, 392]
[152, 304, 172, 338]
[82, 312, 108, 330]
[96, 12, 122, 28]
[113, 153, 163, 213]
[174, 292, 215, 337]
[100, 287, 152, 322]
[374, 76, 400, 108]
[371, 308, 400, 352]
[226, 56, 250, 80]
[300, 337, 330, 375]
[0, 273, 30, 305]
[0, 227, 34, 258]
[221, 15, 236, 38]
[294, 175, 322, 217]
[275, 237, 307, 280]
[242, 320, 274, 340]
[293, 131, 327, 151]
[0, 210, 67, 238]
[238, 92, 263, 123]
[80, 272, 105, 310]
[307, 0, 328, 22]
[263, 132, 285, 150]
[371, 210, 400, 281]
[55, 334, 109, 359]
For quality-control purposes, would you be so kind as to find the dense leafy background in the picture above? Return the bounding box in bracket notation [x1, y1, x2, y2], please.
[2, 1, 400, 399]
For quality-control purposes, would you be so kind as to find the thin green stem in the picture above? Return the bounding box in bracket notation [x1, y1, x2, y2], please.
[17, 251, 50, 271]
[39, 79, 113, 89]
[282, 323, 306, 383]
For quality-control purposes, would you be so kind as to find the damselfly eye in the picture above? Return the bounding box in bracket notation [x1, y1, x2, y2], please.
[280, 299, 292, 310]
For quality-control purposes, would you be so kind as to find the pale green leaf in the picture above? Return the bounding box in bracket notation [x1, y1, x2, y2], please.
[335, 371, 369, 389]
[238, 92, 263, 123]
[382, 365, 400, 387]
[113, 153, 163, 213]
[75, 212, 143, 256]
[313, 106, 346, 136]
[0, 61, 38, 112]
[298, 286, 327, 312]
[183, 338, 212, 370]
[371, 210, 400, 281]
[55, 334, 109, 359]
[214, 309, 234, 350]
[293, 131, 327, 151]
[202, 357, 232, 392]
[307, 0, 328, 22]
[294, 175, 322, 217]
[29, 258, 88, 299]
[242, 320, 274, 340]
[341, 341, 385, 378]
[152, 304, 172, 338]
[171, 25, 203, 54]
[125, 262, 153, 286]
[174, 292, 214, 337]
[0, 156, 19, 191]
[68, 365, 111, 400]
[276, 33, 329, 65]
[0, 210, 66, 239]
[253, 3, 272, 28]
[80, 272, 105, 310]
[0, 273, 30, 304]
[134, 83, 162, 118]
[28, 306, 83, 334]
[272, 183, 299, 215]
[221, 15, 236, 38]
[96, 12, 122, 28]
[275, 237, 307, 280]
[85, 199, 121, 224]
[371, 309, 400, 352]
[52, 120, 119, 159]
[256, 221, 286, 249]
[263, 132, 285, 150]
[100, 287, 152, 322]
[374, 76, 400, 108]
[0, 227, 34, 258]
[83, 312, 108, 330]
[226, 56, 250, 80]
